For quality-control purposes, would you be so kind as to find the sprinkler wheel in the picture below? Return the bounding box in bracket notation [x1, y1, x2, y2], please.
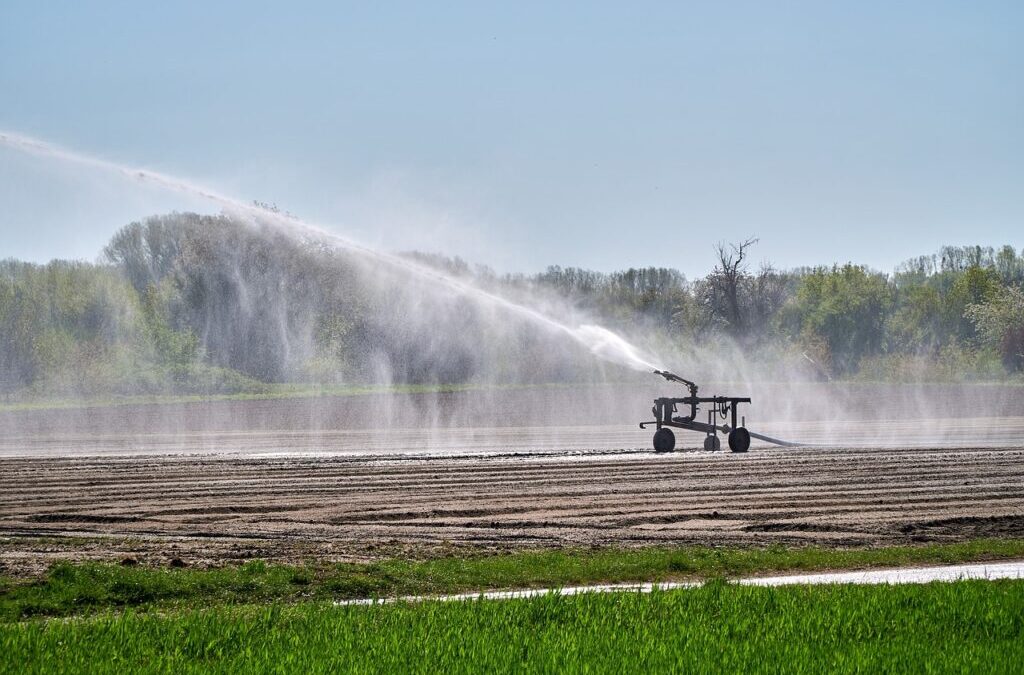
[653, 428, 675, 453]
[728, 427, 751, 453]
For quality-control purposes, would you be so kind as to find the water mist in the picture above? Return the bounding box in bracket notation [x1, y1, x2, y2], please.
[0, 131, 663, 376]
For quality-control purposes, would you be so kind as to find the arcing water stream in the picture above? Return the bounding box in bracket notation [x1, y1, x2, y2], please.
[0, 130, 662, 373]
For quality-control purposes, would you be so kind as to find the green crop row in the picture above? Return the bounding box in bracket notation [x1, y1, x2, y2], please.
[4, 580, 1024, 673]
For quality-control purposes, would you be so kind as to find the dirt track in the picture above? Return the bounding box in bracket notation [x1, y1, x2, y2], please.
[3, 444, 1023, 575]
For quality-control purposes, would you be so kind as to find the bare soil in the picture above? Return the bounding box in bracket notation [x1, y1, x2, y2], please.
[2, 385, 1022, 576]
[3, 444, 1023, 576]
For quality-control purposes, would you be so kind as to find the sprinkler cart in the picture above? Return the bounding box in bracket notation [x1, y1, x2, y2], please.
[639, 370, 799, 453]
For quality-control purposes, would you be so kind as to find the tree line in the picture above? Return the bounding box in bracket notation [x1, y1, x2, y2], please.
[1, 212, 1021, 397]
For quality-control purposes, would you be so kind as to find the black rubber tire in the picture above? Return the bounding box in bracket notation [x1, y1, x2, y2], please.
[653, 428, 676, 453]
[728, 427, 751, 453]
[703, 435, 721, 452]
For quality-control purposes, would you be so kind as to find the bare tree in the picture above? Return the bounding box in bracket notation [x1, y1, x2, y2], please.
[712, 237, 758, 336]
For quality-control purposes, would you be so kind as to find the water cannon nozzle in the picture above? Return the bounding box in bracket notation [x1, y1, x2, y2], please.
[653, 369, 699, 395]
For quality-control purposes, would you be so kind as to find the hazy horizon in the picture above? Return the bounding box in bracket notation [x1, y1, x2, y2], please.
[2, 201, 1020, 280]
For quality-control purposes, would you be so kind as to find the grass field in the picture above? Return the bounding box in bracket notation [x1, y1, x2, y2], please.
[4, 539, 1024, 621]
[0, 381, 489, 413]
[4, 580, 1023, 673]
[8, 378, 1020, 413]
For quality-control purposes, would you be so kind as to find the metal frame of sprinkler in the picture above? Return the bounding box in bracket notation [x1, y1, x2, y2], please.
[639, 370, 751, 452]
[640, 369, 805, 453]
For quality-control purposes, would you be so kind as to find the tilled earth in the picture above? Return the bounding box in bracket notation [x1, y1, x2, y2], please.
[2, 444, 1023, 576]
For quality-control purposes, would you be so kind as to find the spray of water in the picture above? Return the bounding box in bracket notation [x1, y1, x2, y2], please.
[0, 130, 662, 373]
[4, 131, 1022, 453]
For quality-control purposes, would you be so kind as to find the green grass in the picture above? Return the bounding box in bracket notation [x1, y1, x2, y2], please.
[0, 382, 475, 412]
[6, 376, 1023, 413]
[0, 380, 597, 413]
[4, 580, 1023, 673]
[4, 539, 1024, 622]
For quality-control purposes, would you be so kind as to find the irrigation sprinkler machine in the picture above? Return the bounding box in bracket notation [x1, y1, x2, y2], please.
[639, 370, 794, 453]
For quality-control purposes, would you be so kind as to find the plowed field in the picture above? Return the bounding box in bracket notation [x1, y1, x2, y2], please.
[2, 385, 1022, 575]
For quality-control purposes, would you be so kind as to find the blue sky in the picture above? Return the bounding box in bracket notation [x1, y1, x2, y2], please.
[1, 1, 1021, 276]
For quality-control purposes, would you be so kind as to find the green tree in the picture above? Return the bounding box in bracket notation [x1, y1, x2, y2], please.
[944, 266, 1000, 342]
[784, 265, 893, 375]
[888, 284, 944, 353]
[140, 283, 200, 372]
[994, 245, 1024, 285]
[966, 287, 1024, 371]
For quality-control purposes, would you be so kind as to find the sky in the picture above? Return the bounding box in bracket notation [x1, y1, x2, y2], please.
[1, 1, 1021, 277]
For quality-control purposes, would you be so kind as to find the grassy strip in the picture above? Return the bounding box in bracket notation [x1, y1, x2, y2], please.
[0, 382, 486, 413]
[4, 538, 1024, 622]
[8, 378, 1021, 413]
[4, 580, 1024, 673]
[0, 380, 625, 413]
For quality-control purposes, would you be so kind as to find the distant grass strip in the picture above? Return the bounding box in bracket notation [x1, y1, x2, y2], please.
[0, 382, 482, 413]
[4, 538, 1024, 622]
[0, 380, 627, 413]
[5, 580, 1024, 673]
[6, 378, 1023, 413]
